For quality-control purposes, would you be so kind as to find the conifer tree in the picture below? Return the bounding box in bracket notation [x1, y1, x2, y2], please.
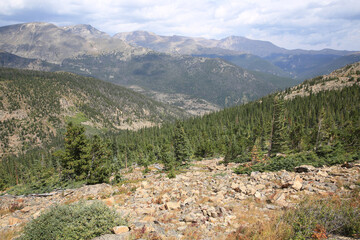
[160, 144, 175, 171]
[173, 121, 192, 166]
[85, 135, 112, 184]
[315, 107, 335, 150]
[57, 122, 89, 181]
[269, 96, 289, 156]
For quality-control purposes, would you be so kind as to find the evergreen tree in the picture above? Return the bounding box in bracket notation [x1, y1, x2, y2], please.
[173, 122, 192, 167]
[160, 144, 175, 171]
[315, 107, 335, 150]
[85, 135, 112, 184]
[56, 122, 89, 181]
[269, 96, 289, 156]
[289, 122, 305, 152]
[224, 136, 240, 164]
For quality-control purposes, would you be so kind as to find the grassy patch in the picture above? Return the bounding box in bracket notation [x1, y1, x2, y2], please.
[213, 172, 227, 178]
[65, 112, 89, 125]
[65, 112, 103, 135]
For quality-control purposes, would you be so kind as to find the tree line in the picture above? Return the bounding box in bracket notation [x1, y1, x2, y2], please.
[1, 83, 359, 193]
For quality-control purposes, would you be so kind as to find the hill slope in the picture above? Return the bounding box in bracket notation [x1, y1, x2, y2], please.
[0, 51, 57, 71]
[0, 68, 187, 156]
[107, 62, 360, 172]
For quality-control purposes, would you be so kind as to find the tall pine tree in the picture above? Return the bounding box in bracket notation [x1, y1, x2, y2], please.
[85, 135, 112, 184]
[57, 122, 89, 181]
[173, 121, 192, 167]
[269, 96, 289, 156]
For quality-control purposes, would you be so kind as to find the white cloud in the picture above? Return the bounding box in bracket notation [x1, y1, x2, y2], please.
[0, 0, 359, 50]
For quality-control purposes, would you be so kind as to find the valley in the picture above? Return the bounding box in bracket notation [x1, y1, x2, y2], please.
[0, 21, 360, 240]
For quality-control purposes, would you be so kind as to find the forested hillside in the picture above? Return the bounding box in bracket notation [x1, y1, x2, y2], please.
[1, 63, 359, 194]
[61, 52, 295, 107]
[0, 68, 186, 156]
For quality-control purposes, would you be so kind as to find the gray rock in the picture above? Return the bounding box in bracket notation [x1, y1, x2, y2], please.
[92, 233, 131, 240]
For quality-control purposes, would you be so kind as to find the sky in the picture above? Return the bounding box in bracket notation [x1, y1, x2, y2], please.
[0, 0, 359, 51]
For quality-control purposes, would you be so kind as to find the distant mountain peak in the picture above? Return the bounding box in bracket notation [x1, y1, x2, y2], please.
[11, 22, 58, 31]
[114, 30, 160, 43]
[0, 22, 135, 63]
[62, 24, 110, 39]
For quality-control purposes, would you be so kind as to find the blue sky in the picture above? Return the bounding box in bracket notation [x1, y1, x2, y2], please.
[0, 0, 359, 51]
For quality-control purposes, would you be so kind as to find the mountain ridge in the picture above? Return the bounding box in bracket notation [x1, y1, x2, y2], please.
[0, 22, 143, 63]
[113, 29, 358, 80]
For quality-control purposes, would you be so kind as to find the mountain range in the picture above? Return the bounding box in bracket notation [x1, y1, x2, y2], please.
[0, 22, 359, 112]
[0, 22, 298, 111]
[115, 30, 360, 80]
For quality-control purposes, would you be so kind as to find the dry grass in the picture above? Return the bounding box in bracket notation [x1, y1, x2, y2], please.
[226, 220, 292, 240]
[0, 224, 23, 240]
[63, 197, 80, 205]
[131, 225, 173, 240]
[118, 178, 143, 185]
[158, 212, 178, 224]
[113, 195, 126, 205]
[0, 208, 10, 217]
[182, 225, 204, 240]
[152, 196, 163, 205]
[196, 196, 210, 205]
[226, 193, 360, 240]
[225, 199, 293, 240]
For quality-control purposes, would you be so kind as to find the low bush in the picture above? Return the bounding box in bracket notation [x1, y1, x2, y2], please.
[283, 195, 360, 239]
[20, 201, 126, 240]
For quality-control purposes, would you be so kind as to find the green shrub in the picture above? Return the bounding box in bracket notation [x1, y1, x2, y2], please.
[234, 148, 352, 175]
[283, 196, 360, 239]
[234, 151, 321, 174]
[167, 169, 176, 179]
[20, 201, 126, 240]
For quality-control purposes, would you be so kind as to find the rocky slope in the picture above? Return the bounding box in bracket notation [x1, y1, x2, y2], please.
[62, 24, 111, 39]
[0, 22, 142, 63]
[284, 62, 360, 100]
[1, 158, 359, 239]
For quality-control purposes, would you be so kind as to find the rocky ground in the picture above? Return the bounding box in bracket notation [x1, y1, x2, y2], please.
[1, 158, 359, 240]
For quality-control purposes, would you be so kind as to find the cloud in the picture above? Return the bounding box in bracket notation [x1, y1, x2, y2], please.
[0, 0, 359, 50]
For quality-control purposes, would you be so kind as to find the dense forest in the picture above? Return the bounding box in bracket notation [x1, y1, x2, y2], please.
[0, 64, 359, 194]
